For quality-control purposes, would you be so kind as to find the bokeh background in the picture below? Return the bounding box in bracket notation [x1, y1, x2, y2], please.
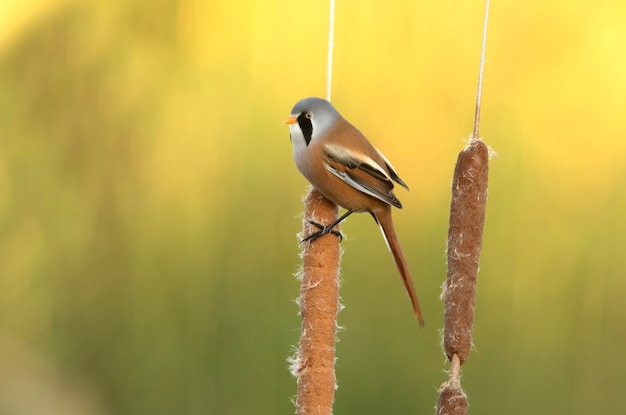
[1, 0, 625, 414]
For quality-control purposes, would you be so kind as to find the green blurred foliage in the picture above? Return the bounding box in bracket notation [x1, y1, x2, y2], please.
[0, 0, 625, 414]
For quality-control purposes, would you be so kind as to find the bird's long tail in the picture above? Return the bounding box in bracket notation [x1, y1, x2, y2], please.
[375, 208, 424, 327]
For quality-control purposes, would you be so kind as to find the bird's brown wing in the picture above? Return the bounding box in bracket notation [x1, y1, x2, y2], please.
[324, 143, 402, 209]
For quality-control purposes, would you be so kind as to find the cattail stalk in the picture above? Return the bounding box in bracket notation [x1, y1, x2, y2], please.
[436, 139, 489, 415]
[436, 1, 490, 412]
[290, 188, 341, 415]
[443, 139, 489, 363]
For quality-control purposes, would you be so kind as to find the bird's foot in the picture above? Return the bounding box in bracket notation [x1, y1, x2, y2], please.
[301, 220, 343, 243]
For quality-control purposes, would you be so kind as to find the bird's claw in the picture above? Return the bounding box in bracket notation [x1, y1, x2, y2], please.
[301, 220, 343, 243]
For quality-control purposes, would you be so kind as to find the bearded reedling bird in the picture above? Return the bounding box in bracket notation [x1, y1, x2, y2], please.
[284, 97, 424, 326]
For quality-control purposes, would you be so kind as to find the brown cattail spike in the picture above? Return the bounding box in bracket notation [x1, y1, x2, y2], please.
[290, 188, 341, 415]
[443, 138, 489, 364]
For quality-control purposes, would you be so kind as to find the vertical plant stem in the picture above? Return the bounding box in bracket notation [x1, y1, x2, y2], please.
[292, 188, 341, 415]
[472, 0, 490, 139]
[326, 0, 336, 102]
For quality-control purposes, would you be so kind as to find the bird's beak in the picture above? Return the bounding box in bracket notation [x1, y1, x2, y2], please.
[283, 116, 298, 125]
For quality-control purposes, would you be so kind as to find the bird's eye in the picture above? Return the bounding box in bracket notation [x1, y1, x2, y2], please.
[305, 112, 313, 119]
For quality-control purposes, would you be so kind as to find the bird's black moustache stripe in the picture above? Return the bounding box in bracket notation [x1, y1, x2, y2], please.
[297, 114, 313, 146]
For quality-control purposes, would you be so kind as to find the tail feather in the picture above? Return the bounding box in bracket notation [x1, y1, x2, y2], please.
[375, 209, 424, 327]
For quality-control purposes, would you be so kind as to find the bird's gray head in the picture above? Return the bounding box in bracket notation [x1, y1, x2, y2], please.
[287, 97, 341, 146]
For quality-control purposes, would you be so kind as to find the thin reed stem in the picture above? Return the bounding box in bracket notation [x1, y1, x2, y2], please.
[326, 0, 336, 101]
[472, 0, 490, 139]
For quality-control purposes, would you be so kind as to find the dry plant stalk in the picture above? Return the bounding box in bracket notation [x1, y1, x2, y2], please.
[291, 188, 341, 415]
[437, 138, 489, 415]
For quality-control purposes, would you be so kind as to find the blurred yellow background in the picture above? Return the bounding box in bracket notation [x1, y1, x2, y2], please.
[1, 0, 625, 414]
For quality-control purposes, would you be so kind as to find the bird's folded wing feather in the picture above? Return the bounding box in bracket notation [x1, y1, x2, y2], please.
[324, 143, 402, 208]
[374, 148, 410, 191]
